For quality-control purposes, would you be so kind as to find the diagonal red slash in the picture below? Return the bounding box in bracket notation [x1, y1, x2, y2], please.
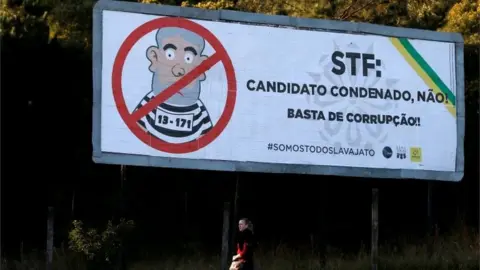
[130, 52, 222, 122]
[112, 16, 237, 154]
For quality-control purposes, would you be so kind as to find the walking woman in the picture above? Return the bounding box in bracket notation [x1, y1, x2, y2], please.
[231, 218, 256, 270]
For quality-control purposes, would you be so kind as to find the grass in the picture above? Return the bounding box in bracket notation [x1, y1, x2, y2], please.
[3, 228, 479, 270]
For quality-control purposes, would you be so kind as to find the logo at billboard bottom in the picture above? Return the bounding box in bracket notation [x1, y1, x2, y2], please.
[382, 146, 393, 159]
[396, 146, 407, 159]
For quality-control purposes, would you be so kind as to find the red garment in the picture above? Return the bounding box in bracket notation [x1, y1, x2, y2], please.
[236, 242, 248, 258]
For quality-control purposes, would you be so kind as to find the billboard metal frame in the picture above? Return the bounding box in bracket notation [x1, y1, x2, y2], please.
[92, 0, 465, 181]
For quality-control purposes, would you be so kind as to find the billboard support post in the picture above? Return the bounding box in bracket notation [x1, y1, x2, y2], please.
[427, 181, 434, 257]
[46, 207, 54, 270]
[371, 188, 379, 270]
[231, 174, 240, 253]
[221, 201, 231, 270]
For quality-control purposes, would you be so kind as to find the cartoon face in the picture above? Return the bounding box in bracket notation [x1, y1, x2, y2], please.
[147, 35, 207, 85]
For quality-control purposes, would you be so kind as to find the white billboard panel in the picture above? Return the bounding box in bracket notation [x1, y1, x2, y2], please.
[92, 1, 465, 181]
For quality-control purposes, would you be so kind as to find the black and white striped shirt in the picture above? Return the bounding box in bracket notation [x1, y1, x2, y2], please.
[134, 92, 213, 144]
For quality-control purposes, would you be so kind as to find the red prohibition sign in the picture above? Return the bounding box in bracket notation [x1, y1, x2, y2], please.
[112, 17, 237, 154]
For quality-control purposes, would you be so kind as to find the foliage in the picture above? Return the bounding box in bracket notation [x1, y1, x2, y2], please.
[68, 218, 135, 267]
[181, 0, 235, 10]
[1, 244, 87, 270]
[1, 0, 93, 48]
[440, 0, 479, 45]
[1, 0, 478, 46]
[2, 227, 479, 270]
[464, 45, 480, 100]
[45, 0, 95, 49]
[153, 0, 479, 46]
[465, 78, 479, 101]
[404, 0, 457, 30]
[0, 2, 50, 43]
[180, 0, 387, 19]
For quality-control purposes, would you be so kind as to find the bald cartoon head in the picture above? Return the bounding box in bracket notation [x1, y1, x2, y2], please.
[146, 27, 208, 106]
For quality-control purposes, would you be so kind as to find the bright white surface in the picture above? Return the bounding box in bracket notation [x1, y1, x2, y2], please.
[100, 10, 457, 171]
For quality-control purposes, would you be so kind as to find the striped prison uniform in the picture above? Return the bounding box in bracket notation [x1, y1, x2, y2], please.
[134, 91, 213, 144]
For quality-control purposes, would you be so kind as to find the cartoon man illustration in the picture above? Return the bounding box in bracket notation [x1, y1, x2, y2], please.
[134, 27, 213, 144]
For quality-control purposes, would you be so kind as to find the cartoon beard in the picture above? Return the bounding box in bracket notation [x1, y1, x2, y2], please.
[152, 72, 201, 107]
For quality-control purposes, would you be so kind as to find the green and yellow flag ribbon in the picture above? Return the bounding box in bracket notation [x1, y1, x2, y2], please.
[389, 37, 456, 118]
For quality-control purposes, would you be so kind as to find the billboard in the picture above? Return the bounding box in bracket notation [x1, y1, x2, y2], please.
[92, 0, 465, 181]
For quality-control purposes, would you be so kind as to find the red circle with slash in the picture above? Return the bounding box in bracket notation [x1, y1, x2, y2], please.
[112, 17, 236, 154]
